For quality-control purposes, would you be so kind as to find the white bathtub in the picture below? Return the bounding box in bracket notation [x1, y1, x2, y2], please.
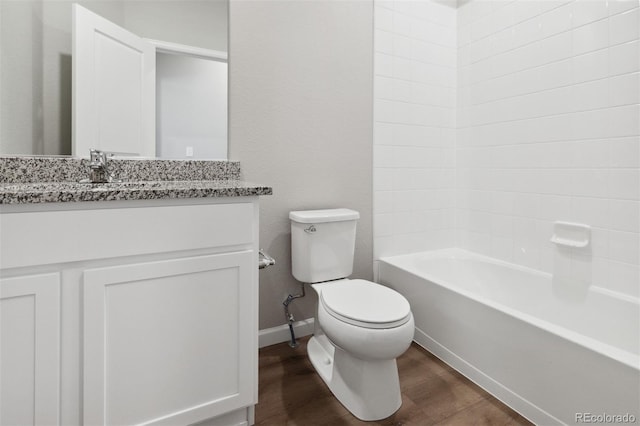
[378, 248, 640, 425]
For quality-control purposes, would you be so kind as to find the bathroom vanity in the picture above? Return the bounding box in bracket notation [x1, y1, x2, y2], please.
[0, 157, 271, 426]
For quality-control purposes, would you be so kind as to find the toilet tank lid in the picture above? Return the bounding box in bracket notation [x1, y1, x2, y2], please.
[289, 208, 360, 224]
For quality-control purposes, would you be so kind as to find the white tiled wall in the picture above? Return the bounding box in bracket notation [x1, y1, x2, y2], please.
[457, 0, 640, 297]
[373, 0, 458, 259]
[373, 0, 638, 297]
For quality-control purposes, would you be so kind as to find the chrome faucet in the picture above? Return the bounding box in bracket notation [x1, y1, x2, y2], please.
[81, 149, 121, 183]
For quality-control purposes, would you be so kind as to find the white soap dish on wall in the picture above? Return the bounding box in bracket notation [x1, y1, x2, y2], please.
[550, 221, 591, 248]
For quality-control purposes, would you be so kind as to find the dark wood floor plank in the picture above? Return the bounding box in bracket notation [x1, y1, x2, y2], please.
[435, 398, 531, 426]
[256, 337, 532, 426]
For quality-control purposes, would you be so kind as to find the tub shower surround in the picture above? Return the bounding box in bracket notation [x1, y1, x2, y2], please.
[456, 0, 640, 297]
[0, 156, 272, 204]
[373, 0, 458, 258]
[373, 1, 639, 423]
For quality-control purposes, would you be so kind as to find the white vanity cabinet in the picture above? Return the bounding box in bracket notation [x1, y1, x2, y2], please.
[0, 273, 60, 426]
[0, 197, 260, 426]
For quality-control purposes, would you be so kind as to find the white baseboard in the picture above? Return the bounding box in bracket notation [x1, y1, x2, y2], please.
[259, 318, 315, 348]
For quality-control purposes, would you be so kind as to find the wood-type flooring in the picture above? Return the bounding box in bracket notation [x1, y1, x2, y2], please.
[255, 337, 533, 426]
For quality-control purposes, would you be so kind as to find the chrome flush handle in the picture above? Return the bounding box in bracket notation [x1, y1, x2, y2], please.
[304, 225, 317, 233]
[258, 249, 276, 269]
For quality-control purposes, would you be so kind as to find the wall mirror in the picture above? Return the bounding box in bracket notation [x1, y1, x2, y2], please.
[0, 0, 228, 160]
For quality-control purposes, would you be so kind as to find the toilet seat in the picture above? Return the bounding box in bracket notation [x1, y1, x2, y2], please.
[319, 279, 411, 329]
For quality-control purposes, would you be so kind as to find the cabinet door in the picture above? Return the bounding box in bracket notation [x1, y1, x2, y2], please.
[83, 251, 255, 426]
[0, 273, 60, 426]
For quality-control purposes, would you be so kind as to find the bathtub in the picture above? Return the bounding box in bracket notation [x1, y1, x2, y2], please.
[377, 248, 640, 425]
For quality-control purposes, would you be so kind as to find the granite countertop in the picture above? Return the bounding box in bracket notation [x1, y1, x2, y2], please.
[0, 180, 273, 204]
[0, 156, 272, 204]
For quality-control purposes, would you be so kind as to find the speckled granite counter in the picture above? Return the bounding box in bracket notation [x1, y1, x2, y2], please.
[0, 156, 272, 204]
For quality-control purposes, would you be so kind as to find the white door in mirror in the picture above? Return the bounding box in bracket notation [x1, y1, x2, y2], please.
[73, 4, 156, 158]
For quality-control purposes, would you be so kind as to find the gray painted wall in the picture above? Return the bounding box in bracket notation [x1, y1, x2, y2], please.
[229, 0, 374, 329]
[156, 53, 228, 160]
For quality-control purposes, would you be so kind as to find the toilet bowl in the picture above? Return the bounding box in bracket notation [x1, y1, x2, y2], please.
[290, 209, 414, 421]
[315, 279, 414, 360]
[307, 279, 414, 421]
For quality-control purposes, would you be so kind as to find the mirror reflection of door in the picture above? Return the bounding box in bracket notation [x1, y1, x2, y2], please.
[73, 4, 156, 157]
[72, 4, 227, 159]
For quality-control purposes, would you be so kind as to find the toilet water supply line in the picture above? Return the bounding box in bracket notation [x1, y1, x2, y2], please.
[258, 248, 305, 348]
[283, 283, 306, 348]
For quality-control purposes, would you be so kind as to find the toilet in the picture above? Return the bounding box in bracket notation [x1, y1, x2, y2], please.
[289, 208, 414, 421]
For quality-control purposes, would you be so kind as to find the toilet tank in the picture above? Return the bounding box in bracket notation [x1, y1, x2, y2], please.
[290, 208, 360, 283]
